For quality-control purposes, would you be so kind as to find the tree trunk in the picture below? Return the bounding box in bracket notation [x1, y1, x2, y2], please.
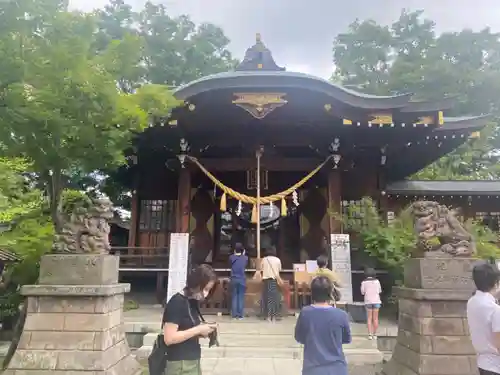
[2, 301, 26, 370]
[47, 169, 63, 234]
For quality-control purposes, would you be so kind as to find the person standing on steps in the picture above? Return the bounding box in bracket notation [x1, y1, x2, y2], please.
[467, 262, 500, 375]
[229, 242, 248, 319]
[163, 264, 218, 375]
[314, 254, 342, 305]
[261, 246, 282, 322]
[360, 267, 382, 340]
[294, 276, 351, 375]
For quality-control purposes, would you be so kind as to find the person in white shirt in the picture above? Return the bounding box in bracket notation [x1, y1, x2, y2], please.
[467, 262, 500, 375]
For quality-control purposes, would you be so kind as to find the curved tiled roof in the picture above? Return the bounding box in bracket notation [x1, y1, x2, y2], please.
[173, 35, 467, 114]
[437, 115, 492, 131]
[173, 71, 414, 110]
[386, 180, 500, 195]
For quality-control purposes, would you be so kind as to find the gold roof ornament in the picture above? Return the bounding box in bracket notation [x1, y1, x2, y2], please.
[369, 113, 393, 125]
[232, 92, 288, 119]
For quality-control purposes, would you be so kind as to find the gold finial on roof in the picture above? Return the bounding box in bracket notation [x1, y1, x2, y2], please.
[256, 33, 261, 43]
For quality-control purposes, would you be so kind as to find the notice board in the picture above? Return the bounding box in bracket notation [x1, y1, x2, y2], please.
[330, 234, 353, 304]
[166, 233, 190, 303]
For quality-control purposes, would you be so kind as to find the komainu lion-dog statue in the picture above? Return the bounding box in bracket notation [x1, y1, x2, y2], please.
[412, 200, 476, 257]
[53, 197, 114, 254]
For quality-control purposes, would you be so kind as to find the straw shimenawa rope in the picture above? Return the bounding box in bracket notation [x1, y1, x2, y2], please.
[187, 155, 333, 222]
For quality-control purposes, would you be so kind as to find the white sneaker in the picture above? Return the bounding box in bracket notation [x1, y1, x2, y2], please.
[368, 335, 373, 340]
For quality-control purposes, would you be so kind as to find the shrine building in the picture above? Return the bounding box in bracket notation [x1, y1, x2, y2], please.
[112, 35, 499, 309]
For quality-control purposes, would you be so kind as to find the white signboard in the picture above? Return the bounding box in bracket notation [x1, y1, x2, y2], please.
[305, 260, 318, 273]
[293, 263, 306, 272]
[330, 234, 353, 304]
[166, 233, 190, 303]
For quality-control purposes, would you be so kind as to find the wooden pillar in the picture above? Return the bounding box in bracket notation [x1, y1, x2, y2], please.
[176, 168, 191, 233]
[127, 177, 139, 250]
[377, 167, 388, 219]
[327, 169, 341, 234]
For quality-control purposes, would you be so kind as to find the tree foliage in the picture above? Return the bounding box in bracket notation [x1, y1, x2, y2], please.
[0, 158, 52, 322]
[338, 197, 500, 283]
[333, 9, 500, 180]
[0, 0, 182, 231]
[94, 0, 238, 89]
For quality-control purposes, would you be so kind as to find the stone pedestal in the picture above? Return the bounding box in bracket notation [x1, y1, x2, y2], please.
[382, 258, 478, 375]
[4, 254, 141, 375]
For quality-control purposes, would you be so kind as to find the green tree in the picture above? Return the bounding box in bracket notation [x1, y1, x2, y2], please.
[0, 0, 180, 232]
[0, 157, 51, 326]
[332, 9, 500, 180]
[95, 0, 238, 88]
[333, 19, 392, 94]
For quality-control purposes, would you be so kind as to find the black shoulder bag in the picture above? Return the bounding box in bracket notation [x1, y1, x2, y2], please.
[148, 298, 191, 375]
[148, 330, 168, 375]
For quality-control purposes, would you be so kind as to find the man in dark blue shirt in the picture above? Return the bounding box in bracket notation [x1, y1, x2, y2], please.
[229, 243, 248, 319]
[295, 276, 351, 375]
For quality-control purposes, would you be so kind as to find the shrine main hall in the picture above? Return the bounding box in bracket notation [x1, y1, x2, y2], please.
[110, 35, 499, 308]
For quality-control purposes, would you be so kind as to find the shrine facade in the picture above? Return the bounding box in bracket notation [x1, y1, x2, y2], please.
[112, 35, 498, 306]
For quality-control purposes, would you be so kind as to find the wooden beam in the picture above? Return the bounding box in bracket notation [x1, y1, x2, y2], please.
[195, 157, 327, 171]
[176, 168, 191, 233]
[127, 176, 139, 249]
[327, 168, 341, 234]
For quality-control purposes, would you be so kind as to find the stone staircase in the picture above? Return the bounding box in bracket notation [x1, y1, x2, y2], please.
[135, 317, 384, 365]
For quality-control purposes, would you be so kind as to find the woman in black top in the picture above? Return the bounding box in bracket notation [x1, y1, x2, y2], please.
[163, 264, 218, 375]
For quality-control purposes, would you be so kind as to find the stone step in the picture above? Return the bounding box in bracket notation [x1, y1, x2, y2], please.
[142, 332, 378, 350]
[125, 319, 396, 337]
[131, 321, 389, 335]
[136, 344, 382, 364]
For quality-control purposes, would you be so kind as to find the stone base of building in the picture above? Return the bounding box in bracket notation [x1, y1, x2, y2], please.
[381, 257, 478, 375]
[4, 254, 141, 374]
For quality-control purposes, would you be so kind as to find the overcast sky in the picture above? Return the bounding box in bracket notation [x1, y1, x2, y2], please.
[70, 0, 500, 78]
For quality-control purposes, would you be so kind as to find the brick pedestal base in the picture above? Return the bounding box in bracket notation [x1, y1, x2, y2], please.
[382, 258, 478, 375]
[4, 254, 141, 374]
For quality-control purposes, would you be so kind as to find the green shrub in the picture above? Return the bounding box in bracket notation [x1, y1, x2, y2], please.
[333, 197, 500, 284]
[124, 300, 139, 311]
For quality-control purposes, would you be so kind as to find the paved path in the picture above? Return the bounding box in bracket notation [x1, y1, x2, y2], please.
[142, 358, 382, 375]
[140, 359, 382, 375]
[201, 359, 382, 375]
